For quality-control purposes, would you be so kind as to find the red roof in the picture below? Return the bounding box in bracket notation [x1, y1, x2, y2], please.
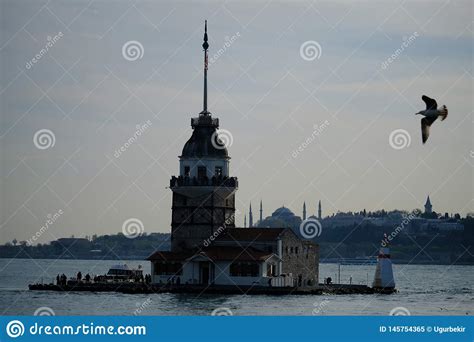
[215, 228, 286, 242]
[146, 251, 192, 261]
[147, 246, 276, 262]
[200, 246, 276, 261]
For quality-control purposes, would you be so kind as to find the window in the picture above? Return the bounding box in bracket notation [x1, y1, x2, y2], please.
[290, 247, 294, 254]
[295, 247, 299, 254]
[198, 166, 207, 179]
[266, 263, 276, 276]
[184, 166, 190, 177]
[230, 262, 259, 277]
[215, 166, 223, 177]
[154, 262, 183, 275]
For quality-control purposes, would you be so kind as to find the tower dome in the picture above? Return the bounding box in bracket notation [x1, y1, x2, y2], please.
[180, 114, 229, 159]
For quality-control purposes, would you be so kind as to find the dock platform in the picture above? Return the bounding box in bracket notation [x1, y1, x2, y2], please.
[29, 282, 395, 295]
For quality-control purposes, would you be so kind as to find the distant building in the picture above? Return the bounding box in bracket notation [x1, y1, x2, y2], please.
[323, 212, 365, 228]
[409, 218, 464, 235]
[52, 238, 90, 248]
[258, 206, 302, 232]
[147, 23, 319, 288]
[424, 196, 433, 214]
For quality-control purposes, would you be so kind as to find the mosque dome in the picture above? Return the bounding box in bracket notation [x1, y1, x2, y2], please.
[272, 206, 295, 218]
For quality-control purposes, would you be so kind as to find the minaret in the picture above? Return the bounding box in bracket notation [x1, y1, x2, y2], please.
[169, 21, 238, 251]
[318, 200, 322, 220]
[303, 202, 307, 220]
[244, 214, 247, 228]
[259, 200, 263, 224]
[249, 203, 253, 228]
[424, 196, 432, 214]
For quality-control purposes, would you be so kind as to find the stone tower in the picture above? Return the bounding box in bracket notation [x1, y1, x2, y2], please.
[169, 21, 238, 252]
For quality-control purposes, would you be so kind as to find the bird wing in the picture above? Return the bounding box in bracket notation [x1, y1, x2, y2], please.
[421, 116, 437, 144]
[422, 95, 437, 110]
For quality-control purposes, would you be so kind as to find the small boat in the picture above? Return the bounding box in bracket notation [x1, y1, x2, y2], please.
[98, 264, 144, 283]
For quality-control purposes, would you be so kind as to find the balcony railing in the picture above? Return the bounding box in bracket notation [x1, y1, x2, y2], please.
[191, 116, 219, 128]
[170, 175, 238, 188]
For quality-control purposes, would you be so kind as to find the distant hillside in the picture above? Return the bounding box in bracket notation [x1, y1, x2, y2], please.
[1, 217, 473, 264]
[0, 233, 171, 260]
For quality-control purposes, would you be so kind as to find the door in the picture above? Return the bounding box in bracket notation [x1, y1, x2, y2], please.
[200, 263, 209, 285]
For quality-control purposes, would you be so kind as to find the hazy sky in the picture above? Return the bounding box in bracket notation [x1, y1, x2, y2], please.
[1, 0, 472, 244]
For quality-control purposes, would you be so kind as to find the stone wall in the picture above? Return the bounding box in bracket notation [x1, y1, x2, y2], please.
[280, 230, 319, 286]
[171, 189, 236, 251]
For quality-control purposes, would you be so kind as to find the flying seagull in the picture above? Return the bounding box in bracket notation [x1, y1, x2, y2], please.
[416, 95, 448, 144]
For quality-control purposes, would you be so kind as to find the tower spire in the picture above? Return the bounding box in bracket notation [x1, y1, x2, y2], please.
[303, 202, 307, 220]
[249, 202, 253, 228]
[201, 20, 209, 114]
[259, 200, 263, 224]
[424, 195, 432, 214]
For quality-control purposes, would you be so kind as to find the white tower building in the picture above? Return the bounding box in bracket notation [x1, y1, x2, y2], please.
[372, 238, 396, 292]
